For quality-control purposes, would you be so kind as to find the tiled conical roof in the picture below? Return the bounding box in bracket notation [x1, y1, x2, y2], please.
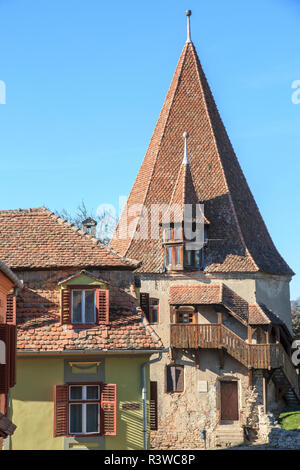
[111, 40, 293, 276]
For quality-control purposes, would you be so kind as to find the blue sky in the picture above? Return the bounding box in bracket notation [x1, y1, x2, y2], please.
[0, 0, 299, 298]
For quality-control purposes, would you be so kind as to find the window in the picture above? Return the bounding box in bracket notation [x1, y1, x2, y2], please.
[54, 383, 117, 437]
[184, 248, 203, 268]
[175, 226, 182, 241]
[176, 246, 181, 265]
[166, 365, 184, 393]
[140, 293, 159, 324]
[61, 287, 109, 325]
[72, 289, 96, 324]
[176, 310, 195, 323]
[149, 299, 159, 323]
[167, 247, 173, 266]
[69, 385, 100, 435]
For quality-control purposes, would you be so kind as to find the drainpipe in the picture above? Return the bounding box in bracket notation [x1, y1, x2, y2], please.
[141, 350, 167, 450]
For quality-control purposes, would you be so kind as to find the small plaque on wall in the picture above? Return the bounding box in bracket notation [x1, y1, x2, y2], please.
[198, 380, 208, 393]
[122, 403, 140, 410]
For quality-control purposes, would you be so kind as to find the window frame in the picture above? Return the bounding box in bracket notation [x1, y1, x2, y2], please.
[67, 285, 99, 327]
[149, 298, 159, 324]
[71, 288, 96, 325]
[67, 382, 101, 437]
[176, 308, 196, 324]
[166, 364, 184, 393]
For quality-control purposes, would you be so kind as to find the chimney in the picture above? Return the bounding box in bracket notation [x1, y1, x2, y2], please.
[81, 217, 97, 236]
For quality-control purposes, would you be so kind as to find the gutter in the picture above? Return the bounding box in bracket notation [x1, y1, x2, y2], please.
[141, 349, 168, 450]
[0, 261, 23, 289]
[17, 349, 165, 356]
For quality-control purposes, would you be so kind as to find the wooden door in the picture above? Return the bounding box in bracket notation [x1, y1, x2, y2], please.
[220, 381, 239, 421]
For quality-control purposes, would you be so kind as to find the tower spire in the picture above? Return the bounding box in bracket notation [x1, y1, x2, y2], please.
[182, 131, 190, 165]
[186, 10, 192, 43]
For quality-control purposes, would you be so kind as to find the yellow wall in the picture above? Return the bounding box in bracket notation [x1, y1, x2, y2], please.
[9, 354, 150, 450]
[10, 357, 64, 450]
[60, 273, 107, 289]
[105, 355, 150, 450]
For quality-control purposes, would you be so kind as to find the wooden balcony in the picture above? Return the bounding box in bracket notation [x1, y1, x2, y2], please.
[170, 323, 297, 373]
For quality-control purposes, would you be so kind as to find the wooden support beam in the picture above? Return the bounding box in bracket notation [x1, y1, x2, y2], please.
[248, 369, 253, 388]
[195, 349, 201, 369]
[263, 375, 267, 413]
[248, 325, 254, 344]
[218, 348, 224, 369]
[275, 326, 280, 344]
[266, 325, 271, 344]
[170, 347, 176, 364]
[170, 306, 176, 324]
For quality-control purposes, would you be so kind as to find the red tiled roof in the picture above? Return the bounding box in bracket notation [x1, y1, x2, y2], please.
[168, 158, 209, 224]
[17, 306, 163, 352]
[169, 284, 221, 305]
[169, 283, 249, 325]
[248, 303, 283, 326]
[111, 41, 293, 276]
[0, 207, 139, 270]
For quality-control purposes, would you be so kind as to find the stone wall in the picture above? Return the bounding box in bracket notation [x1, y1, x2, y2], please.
[268, 428, 300, 449]
[150, 348, 263, 449]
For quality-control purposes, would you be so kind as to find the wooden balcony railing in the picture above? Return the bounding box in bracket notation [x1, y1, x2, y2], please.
[170, 324, 298, 379]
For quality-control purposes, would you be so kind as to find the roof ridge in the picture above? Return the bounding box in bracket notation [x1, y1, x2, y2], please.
[0, 207, 45, 215]
[41, 207, 140, 268]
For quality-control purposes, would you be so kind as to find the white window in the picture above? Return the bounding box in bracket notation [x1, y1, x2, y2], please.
[71, 289, 96, 324]
[69, 385, 100, 435]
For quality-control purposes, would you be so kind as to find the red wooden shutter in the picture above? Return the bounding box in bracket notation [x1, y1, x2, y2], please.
[8, 325, 16, 388]
[101, 383, 117, 436]
[6, 296, 16, 325]
[140, 292, 150, 321]
[53, 384, 68, 437]
[61, 289, 71, 324]
[150, 381, 158, 430]
[0, 325, 8, 394]
[96, 289, 109, 324]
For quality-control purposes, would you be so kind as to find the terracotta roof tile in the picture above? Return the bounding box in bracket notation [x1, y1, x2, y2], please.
[169, 283, 249, 325]
[111, 41, 293, 276]
[0, 207, 139, 270]
[248, 303, 283, 326]
[17, 306, 163, 352]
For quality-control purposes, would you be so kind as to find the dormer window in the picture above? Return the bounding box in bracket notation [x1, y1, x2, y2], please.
[184, 248, 203, 269]
[72, 289, 96, 324]
[162, 222, 207, 272]
[60, 284, 109, 326]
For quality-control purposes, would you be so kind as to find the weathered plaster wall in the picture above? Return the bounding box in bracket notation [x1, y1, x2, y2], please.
[139, 273, 292, 449]
[255, 275, 292, 332]
[150, 348, 252, 449]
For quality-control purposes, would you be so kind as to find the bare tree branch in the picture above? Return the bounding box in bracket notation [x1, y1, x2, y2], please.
[54, 200, 117, 245]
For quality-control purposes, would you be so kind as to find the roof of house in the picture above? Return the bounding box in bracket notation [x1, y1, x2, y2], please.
[0, 207, 139, 270]
[167, 147, 209, 225]
[169, 283, 285, 329]
[17, 306, 163, 352]
[110, 40, 293, 276]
